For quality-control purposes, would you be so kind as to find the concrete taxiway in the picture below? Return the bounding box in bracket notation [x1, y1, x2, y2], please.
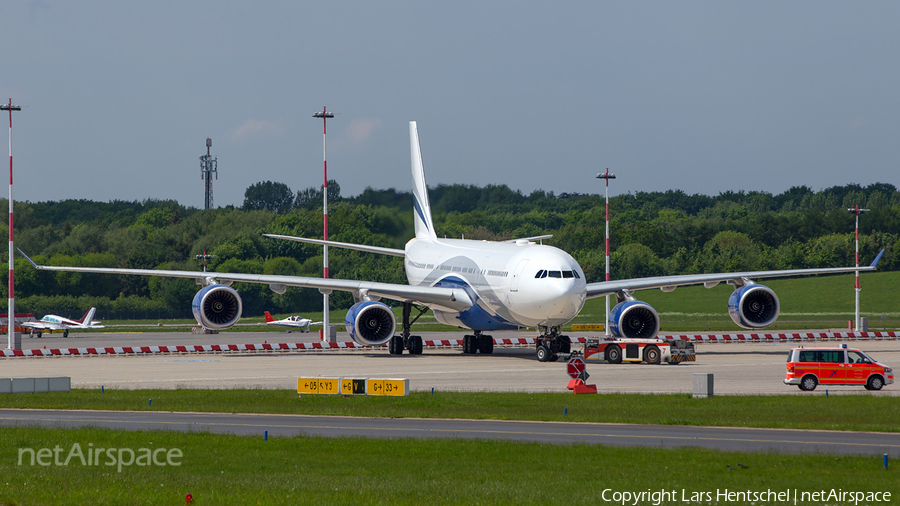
[2, 409, 898, 455]
[3, 330, 899, 395]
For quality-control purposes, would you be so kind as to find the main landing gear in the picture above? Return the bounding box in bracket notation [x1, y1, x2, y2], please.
[462, 331, 494, 354]
[388, 302, 427, 356]
[535, 326, 571, 362]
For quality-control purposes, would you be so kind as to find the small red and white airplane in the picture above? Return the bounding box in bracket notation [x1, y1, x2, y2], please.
[22, 307, 104, 338]
[263, 311, 321, 333]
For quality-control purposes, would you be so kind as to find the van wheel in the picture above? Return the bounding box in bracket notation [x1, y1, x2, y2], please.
[867, 375, 884, 391]
[799, 375, 818, 391]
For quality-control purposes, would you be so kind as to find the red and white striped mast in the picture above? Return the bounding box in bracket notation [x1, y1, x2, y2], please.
[313, 107, 335, 341]
[847, 204, 869, 332]
[2, 99, 21, 350]
[596, 169, 616, 337]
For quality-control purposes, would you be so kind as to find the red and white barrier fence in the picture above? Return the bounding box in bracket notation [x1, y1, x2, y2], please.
[1, 333, 897, 358]
[660, 331, 900, 342]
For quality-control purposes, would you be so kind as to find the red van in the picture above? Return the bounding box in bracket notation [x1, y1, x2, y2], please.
[784, 346, 893, 391]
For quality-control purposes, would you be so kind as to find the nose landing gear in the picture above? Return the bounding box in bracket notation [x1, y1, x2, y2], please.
[536, 326, 571, 362]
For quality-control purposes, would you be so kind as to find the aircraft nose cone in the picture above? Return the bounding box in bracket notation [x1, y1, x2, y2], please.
[516, 279, 585, 326]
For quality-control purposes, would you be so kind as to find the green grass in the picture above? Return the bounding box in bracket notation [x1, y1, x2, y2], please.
[0, 426, 896, 505]
[2, 389, 899, 433]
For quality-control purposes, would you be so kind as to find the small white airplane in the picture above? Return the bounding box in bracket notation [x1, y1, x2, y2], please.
[19, 121, 884, 361]
[263, 311, 320, 332]
[22, 307, 105, 338]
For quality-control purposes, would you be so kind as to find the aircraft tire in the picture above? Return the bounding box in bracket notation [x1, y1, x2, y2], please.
[410, 336, 423, 355]
[536, 345, 551, 362]
[480, 336, 494, 354]
[63, 330, 69, 338]
[558, 336, 571, 354]
[463, 335, 477, 354]
[389, 336, 403, 355]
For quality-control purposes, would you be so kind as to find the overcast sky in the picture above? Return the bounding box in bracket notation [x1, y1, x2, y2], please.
[1, 1, 898, 208]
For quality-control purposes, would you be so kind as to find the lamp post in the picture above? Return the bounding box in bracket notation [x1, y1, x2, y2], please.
[195, 251, 216, 273]
[596, 169, 616, 337]
[846, 204, 870, 332]
[2, 100, 21, 350]
[313, 107, 335, 341]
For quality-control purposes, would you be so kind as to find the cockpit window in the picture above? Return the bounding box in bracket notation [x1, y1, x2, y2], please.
[536, 269, 581, 279]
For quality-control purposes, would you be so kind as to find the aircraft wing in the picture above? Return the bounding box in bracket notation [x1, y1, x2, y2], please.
[20, 253, 473, 313]
[22, 321, 63, 331]
[585, 250, 884, 299]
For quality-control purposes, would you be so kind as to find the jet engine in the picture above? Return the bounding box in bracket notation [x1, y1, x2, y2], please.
[608, 300, 660, 339]
[345, 300, 396, 346]
[191, 284, 243, 330]
[728, 284, 779, 329]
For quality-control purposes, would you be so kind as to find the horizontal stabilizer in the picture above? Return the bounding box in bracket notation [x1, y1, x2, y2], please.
[264, 234, 405, 257]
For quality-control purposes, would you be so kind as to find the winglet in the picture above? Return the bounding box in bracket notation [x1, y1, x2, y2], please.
[870, 248, 886, 268]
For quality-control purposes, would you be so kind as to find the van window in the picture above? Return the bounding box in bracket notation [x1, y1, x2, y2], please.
[847, 351, 871, 364]
[819, 350, 844, 363]
[797, 350, 844, 363]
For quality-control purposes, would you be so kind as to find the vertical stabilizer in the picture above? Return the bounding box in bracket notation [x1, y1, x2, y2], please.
[78, 307, 97, 325]
[410, 121, 437, 241]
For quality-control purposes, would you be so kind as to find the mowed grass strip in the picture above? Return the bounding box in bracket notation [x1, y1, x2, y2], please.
[1, 389, 898, 432]
[1, 426, 896, 506]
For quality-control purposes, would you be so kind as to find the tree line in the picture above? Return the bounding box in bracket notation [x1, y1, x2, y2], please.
[1, 181, 897, 319]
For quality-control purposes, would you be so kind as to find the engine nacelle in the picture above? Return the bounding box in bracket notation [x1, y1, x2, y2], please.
[608, 300, 660, 339]
[191, 284, 243, 330]
[728, 284, 780, 329]
[345, 300, 396, 346]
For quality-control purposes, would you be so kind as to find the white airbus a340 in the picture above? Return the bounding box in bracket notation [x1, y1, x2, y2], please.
[21, 122, 883, 360]
[22, 307, 104, 338]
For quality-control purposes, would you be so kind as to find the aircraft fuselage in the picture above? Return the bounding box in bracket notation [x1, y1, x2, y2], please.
[404, 238, 586, 330]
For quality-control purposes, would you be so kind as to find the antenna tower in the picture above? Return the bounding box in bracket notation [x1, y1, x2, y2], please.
[199, 138, 217, 209]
